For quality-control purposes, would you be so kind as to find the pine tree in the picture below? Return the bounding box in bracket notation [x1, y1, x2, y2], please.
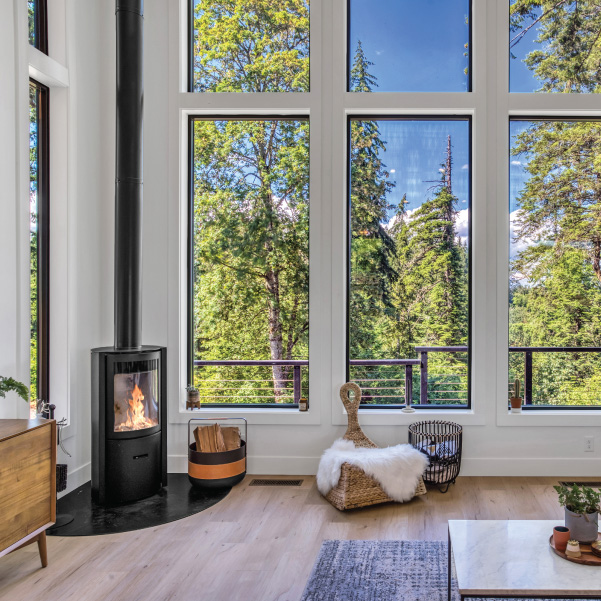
[348, 42, 396, 360]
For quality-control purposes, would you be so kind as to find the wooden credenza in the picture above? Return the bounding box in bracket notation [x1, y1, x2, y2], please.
[0, 419, 56, 567]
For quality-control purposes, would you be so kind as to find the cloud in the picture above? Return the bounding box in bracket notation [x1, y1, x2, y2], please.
[461, 164, 469, 170]
[454, 209, 469, 243]
[511, 160, 522, 166]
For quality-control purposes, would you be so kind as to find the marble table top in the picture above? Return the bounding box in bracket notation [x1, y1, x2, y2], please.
[448, 520, 601, 596]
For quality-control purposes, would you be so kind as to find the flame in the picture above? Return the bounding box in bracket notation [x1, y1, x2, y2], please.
[115, 384, 156, 431]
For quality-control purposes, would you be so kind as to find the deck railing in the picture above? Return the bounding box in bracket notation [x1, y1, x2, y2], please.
[194, 346, 601, 407]
[508, 346, 601, 406]
[193, 346, 469, 407]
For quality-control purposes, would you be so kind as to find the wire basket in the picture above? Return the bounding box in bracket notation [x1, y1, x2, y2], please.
[56, 463, 68, 493]
[408, 420, 462, 493]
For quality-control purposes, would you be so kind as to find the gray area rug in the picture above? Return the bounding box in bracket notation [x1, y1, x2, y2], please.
[301, 540, 577, 601]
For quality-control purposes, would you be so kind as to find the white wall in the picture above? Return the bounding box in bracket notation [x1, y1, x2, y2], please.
[2, 1, 600, 500]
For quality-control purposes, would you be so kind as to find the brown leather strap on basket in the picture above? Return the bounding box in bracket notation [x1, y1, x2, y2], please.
[339, 382, 377, 449]
[188, 458, 246, 480]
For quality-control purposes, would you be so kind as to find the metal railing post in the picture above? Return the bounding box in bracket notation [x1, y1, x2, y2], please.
[420, 351, 428, 404]
[524, 351, 533, 405]
[405, 364, 413, 407]
[293, 365, 301, 404]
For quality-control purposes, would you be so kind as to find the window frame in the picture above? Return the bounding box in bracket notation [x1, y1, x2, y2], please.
[346, 114, 473, 410]
[174, 0, 601, 427]
[29, 0, 48, 55]
[507, 115, 601, 412]
[29, 77, 50, 413]
[187, 114, 311, 409]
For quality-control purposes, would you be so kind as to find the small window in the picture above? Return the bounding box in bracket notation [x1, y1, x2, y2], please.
[509, 118, 601, 407]
[189, 0, 310, 92]
[29, 79, 50, 415]
[28, 0, 48, 54]
[189, 118, 309, 407]
[510, 0, 601, 93]
[348, 0, 471, 92]
[348, 117, 471, 408]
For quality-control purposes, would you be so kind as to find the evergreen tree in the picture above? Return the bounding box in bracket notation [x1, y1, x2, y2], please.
[510, 1, 601, 405]
[348, 42, 396, 360]
[511, 0, 601, 93]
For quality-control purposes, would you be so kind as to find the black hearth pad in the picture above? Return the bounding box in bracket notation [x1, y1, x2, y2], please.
[47, 474, 230, 536]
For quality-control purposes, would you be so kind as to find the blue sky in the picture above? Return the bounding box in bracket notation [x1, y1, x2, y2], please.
[371, 119, 470, 213]
[349, 0, 470, 92]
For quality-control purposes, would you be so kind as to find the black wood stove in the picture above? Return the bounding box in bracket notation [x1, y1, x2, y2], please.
[92, 0, 167, 506]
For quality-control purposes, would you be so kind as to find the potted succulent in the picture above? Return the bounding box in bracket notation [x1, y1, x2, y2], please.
[0, 376, 28, 403]
[186, 385, 200, 410]
[554, 483, 600, 544]
[510, 378, 522, 413]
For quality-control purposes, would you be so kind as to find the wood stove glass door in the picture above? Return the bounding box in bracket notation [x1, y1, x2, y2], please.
[113, 358, 159, 433]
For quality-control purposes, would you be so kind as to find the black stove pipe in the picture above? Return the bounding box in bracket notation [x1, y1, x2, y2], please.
[114, 0, 144, 350]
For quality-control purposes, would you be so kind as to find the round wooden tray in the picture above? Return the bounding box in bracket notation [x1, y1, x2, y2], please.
[549, 533, 601, 566]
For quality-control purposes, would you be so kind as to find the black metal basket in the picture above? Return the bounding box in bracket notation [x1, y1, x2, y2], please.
[408, 420, 462, 492]
[56, 463, 68, 493]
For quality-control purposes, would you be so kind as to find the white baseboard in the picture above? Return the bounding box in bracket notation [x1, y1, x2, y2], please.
[169, 454, 601, 477]
[58, 461, 91, 498]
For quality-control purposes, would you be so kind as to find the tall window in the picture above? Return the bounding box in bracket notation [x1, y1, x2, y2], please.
[189, 118, 309, 406]
[29, 79, 50, 414]
[28, 0, 48, 54]
[348, 118, 471, 407]
[188, 1, 310, 408]
[508, 1, 601, 409]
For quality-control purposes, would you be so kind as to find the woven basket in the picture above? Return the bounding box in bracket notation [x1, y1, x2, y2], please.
[324, 383, 427, 511]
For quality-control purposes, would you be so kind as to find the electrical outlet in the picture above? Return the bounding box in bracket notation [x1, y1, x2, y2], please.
[584, 436, 594, 452]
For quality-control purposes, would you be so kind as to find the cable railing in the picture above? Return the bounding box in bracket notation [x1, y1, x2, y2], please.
[194, 346, 601, 408]
[193, 347, 470, 407]
[508, 346, 601, 407]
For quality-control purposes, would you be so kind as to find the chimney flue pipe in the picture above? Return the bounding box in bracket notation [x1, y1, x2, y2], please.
[114, 0, 144, 350]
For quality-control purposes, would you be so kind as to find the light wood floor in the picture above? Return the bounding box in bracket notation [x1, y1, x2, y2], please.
[0, 476, 566, 601]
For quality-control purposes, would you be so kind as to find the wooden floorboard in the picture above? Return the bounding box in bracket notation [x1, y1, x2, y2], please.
[0, 476, 565, 601]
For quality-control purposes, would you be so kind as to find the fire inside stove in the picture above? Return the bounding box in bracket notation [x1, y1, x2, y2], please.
[114, 370, 159, 432]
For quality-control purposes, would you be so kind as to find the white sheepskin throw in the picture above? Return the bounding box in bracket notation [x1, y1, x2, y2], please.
[317, 439, 429, 503]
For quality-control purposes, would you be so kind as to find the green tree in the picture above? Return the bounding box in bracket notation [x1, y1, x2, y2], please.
[191, 1, 310, 402]
[192, 0, 309, 92]
[510, 2, 601, 405]
[348, 42, 396, 360]
[511, 0, 601, 93]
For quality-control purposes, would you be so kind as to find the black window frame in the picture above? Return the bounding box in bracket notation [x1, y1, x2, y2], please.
[187, 115, 310, 409]
[508, 116, 601, 411]
[346, 114, 473, 410]
[29, 78, 50, 410]
[29, 0, 48, 55]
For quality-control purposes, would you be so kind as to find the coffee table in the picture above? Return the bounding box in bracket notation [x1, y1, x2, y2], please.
[448, 520, 601, 600]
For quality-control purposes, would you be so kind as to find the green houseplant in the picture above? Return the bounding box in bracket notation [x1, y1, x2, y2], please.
[553, 483, 600, 544]
[0, 376, 29, 402]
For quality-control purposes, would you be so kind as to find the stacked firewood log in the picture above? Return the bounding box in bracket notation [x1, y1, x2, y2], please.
[193, 424, 241, 453]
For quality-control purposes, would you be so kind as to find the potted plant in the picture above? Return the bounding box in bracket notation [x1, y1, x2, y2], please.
[186, 385, 200, 410]
[0, 376, 28, 403]
[510, 378, 522, 413]
[553, 483, 600, 544]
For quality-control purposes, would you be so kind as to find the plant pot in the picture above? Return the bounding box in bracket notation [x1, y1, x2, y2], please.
[510, 397, 522, 413]
[565, 508, 599, 544]
[186, 390, 200, 410]
[553, 525, 570, 552]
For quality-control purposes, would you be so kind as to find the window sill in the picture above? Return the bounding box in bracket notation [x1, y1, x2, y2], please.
[172, 406, 321, 425]
[497, 410, 601, 427]
[332, 408, 486, 427]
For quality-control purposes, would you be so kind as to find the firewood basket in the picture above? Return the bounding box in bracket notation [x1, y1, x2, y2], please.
[188, 417, 247, 489]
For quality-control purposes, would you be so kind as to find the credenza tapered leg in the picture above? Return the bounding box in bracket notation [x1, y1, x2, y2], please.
[37, 531, 48, 568]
